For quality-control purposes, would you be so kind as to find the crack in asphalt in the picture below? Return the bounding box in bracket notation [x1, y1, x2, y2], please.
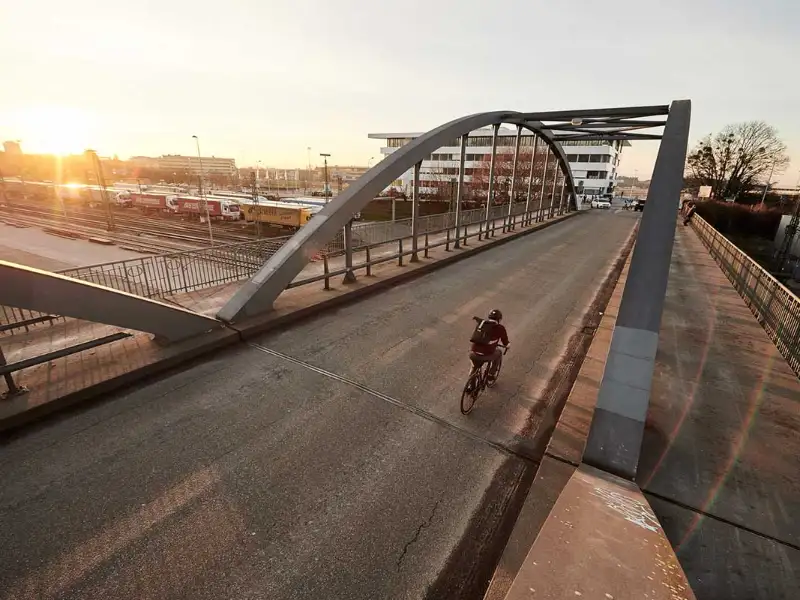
[397, 498, 443, 570]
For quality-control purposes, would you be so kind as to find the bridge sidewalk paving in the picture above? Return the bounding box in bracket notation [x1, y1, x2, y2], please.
[638, 222, 800, 600]
[492, 220, 800, 600]
[0, 212, 574, 432]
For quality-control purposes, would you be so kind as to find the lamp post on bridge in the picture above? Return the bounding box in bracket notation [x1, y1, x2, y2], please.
[320, 153, 331, 202]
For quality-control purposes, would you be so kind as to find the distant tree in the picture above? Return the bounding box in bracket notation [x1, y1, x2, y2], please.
[686, 121, 789, 200]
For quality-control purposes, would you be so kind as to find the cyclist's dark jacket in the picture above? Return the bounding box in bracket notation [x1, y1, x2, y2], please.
[471, 320, 509, 356]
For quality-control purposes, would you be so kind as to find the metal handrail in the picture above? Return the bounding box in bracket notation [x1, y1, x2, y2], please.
[288, 205, 558, 291]
[691, 215, 800, 376]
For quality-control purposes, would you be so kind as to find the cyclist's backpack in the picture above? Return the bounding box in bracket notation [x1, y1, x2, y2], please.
[470, 319, 495, 345]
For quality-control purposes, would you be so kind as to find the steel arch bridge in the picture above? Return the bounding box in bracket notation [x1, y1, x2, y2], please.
[218, 104, 671, 323]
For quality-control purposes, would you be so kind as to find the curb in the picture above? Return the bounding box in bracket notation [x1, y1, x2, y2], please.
[0, 212, 579, 436]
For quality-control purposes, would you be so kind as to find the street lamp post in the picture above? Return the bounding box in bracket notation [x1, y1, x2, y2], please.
[192, 135, 214, 245]
[320, 153, 331, 202]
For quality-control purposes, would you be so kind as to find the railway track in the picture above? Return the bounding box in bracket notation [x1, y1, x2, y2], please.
[0, 202, 261, 250]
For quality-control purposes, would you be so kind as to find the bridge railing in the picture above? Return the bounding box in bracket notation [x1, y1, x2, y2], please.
[692, 214, 800, 376]
[0, 202, 542, 334]
[288, 203, 561, 291]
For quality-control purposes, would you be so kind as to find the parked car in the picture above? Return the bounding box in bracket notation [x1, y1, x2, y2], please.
[591, 198, 611, 209]
[633, 199, 646, 212]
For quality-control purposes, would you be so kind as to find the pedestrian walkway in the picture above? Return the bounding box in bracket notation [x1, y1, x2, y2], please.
[0, 211, 574, 431]
[638, 222, 800, 599]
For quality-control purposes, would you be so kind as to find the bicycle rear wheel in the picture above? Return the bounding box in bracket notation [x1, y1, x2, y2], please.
[460, 370, 482, 414]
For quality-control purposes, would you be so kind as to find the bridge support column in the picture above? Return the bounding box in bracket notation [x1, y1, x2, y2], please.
[410, 162, 421, 262]
[524, 139, 538, 226]
[506, 125, 522, 232]
[548, 165, 559, 219]
[583, 100, 692, 480]
[557, 177, 566, 215]
[538, 150, 550, 222]
[454, 134, 467, 249]
[483, 124, 499, 239]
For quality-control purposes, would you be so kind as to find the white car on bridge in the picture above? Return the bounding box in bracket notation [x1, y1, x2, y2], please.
[591, 198, 611, 209]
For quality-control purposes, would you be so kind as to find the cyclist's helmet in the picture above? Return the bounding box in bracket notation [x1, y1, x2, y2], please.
[488, 309, 503, 321]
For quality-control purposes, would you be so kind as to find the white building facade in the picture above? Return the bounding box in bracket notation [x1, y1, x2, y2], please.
[368, 128, 626, 199]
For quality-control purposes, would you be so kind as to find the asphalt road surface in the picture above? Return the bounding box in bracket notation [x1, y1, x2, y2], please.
[0, 210, 638, 600]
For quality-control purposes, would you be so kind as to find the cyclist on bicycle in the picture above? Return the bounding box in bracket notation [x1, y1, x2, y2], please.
[469, 309, 510, 377]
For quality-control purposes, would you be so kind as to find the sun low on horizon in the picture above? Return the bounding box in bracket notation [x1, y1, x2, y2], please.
[8, 106, 96, 156]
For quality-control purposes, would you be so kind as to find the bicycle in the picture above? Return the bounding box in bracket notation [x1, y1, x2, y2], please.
[460, 345, 508, 415]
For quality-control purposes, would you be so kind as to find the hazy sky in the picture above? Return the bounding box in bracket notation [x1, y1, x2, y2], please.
[1, 0, 798, 183]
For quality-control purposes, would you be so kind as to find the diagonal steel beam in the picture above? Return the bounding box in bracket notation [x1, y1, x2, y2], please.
[582, 99, 692, 480]
[0, 260, 221, 343]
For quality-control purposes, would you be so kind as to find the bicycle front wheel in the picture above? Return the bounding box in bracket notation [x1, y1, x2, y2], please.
[461, 372, 481, 414]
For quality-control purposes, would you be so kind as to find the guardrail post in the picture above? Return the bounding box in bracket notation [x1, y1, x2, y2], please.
[411, 161, 421, 262]
[583, 100, 691, 480]
[366, 246, 372, 276]
[538, 150, 550, 222]
[485, 124, 500, 238]
[342, 219, 356, 284]
[398, 239, 404, 266]
[323, 255, 331, 290]
[1, 345, 28, 399]
[454, 134, 467, 249]
[424, 232, 430, 258]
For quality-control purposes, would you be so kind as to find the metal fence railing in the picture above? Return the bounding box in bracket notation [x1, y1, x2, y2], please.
[692, 215, 800, 376]
[289, 203, 567, 292]
[0, 200, 563, 334]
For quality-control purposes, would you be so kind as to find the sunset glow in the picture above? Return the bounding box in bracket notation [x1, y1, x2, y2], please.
[11, 106, 95, 156]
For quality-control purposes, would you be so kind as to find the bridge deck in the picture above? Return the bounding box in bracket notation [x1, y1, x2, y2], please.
[0, 211, 636, 600]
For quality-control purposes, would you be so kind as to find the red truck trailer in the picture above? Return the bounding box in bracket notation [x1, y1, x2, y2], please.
[131, 193, 178, 213]
[176, 196, 240, 220]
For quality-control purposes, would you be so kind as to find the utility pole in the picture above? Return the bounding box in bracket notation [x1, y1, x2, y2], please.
[320, 153, 331, 202]
[85, 149, 114, 232]
[306, 147, 311, 194]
